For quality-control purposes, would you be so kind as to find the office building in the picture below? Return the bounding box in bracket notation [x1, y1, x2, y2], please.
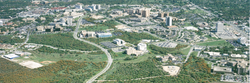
[89, 4, 96, 11]
[75, 4, 82, 9]
[166, 16, 172, 26]
[96, 4, 101, 10]
[113, 39, 126, 46]
[67, 17, 73, 26]
[142, 9, 150, 17]
[137, 43, 147, 51]
[216, 22, 224, 32]
[0, 20, 3, 26]
[158, 12, 164, 18]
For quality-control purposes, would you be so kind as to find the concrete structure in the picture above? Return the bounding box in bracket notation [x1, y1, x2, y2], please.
[70, 12, 83, 18]
[216, 22, 224, 32]
[137, 43, 147, 51]
[97, 33, 112, 38]
[96, 4, 101, 10]
[0, 20, 3, 26]
[156, 54, 177, 62]
[166, 16, 172, 26]
[164, 12, 169, 17]
[22, 18, 36, 22]
[184, 26, 199, 31]
[75, 4, 82, 9]
[141, 9, 150, 17]
[213, 66, 232, 74]
[67, 17, 73, 26]
[89, 4, 96, 11]
[80, 30, 95, 38]
[19, 61, 43, 69]
[162, 66, 180, 76]
[113, 39, 126, 46]
[237, 63, 246, 74]
[238, 37, 247, 45]
[126, 47, 145, 56]
[158, 12, 164, 18]
[3, 54, 19, 59]
[231, 54, 247, 58]
[193, 47, 203, 51]
[204, 51, 221, 57]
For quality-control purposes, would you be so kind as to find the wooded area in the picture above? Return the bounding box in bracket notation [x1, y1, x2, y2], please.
[0, 35, 25, 45]
[149, 44, 188, 55]
[28, 33, 100, 51]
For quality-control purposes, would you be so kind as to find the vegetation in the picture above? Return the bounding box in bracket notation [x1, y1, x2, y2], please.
[190, 0, 249, 21]
[197, 40, 232, 46]
[80, 25, 110, 31]
[0, 35, 25, 44]
[101, 58, 168, 80]
[86, 31, 160, 45]
[0, 1, 30, 19]
[28, 33, 100, 51]
[149, 44, 188, 55]
[0, 57, 107, 83]
[36, 15, 56, 26]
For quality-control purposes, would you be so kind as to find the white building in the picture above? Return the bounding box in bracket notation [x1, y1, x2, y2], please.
[216, 21, 224, 32]
[67, 17, 73, 26]
[113, 39, 126, 46]
[96, 4, 101, 10]
[137, 43, 147, 51]
[0, 20, 3, 26]
[166, 16, 172, 26]
[3, 54, 19, 59]
[89, 4, 96, 11]
[238, 37, 247, 45]
[75, 4, 82, 9]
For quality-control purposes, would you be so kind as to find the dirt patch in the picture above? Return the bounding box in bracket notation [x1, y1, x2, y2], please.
[40, 61, 56, 64]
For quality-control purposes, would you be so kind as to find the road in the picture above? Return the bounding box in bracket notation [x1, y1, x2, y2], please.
[73, 16, 113, 83]
[184, 46, 194, 63]
[95, 75, 172, 82]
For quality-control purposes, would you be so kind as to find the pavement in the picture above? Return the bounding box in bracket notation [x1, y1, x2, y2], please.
[73, 16, 113, 83]
[184, 46, 194, 63]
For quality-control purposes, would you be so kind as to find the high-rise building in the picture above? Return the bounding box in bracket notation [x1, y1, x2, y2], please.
[216, 22, 224, 32]
[166, 16, 172, 26]
[0, 20, 3, 26]
[142, 9, 150, 17]
[158, 12, 164, 18]
[67, 17, 72, 26]
[96, 4, 101, 10]
[75, 4, 82, 9]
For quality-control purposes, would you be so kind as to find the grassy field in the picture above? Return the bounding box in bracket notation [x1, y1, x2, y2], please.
[79, 25, 110, 31]
[180, 47, 191, 55]
[197, 40, 232, 46]
[15, 51, 107, 65]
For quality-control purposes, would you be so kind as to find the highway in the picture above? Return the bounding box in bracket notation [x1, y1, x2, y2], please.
[73, 16, 113, 83]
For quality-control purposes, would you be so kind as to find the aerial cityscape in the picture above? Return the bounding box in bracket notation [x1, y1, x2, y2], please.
[0, 0, 249, 83]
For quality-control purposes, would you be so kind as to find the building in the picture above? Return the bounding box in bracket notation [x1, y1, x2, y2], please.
[15, 51, 32, 56]
[113, 39, 126, 46]
[0, 20, 3, 26]
[166, 16, 172, 26]
[164, 12, 169, 17]
[184, 26, 199, 31]
[70, 12, 83, 18]
[4, 54, 19, 59]
[80, 30, 95, 38]
[96, 4, 101, 10]
[230, 54, 247, 58]
[137, 43, 147, 51]
[237, 63, 246, 74]
[75, 4, 82, 9]
[193, 47, 203, 51]
[156, 54, 177, 62]
[97, 33, 112, 38]
[216, 22, 224, 32]
[204, 51, 221, 57]
[0, 44, 14, 49]
[37, 26, 45, 32]
[238, 37, 247, 45]
[141, 9, 150, 17]
[158, 12, 164, 18]
[162, 66, 180, 76]
[89, 4, 96, 11]
[67, 17, 73, 26]
[126, 47, 145, 56]
[213, 66, 232, 74]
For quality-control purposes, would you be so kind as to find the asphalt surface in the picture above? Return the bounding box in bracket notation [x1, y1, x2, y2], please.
[73, 16, 113, 83]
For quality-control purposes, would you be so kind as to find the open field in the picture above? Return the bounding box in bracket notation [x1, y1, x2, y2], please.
[197, 40, 232, 47]
[15, 50, 107, 66]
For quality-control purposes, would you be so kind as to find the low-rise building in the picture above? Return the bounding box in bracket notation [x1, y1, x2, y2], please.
[204, 51, 221, 57]
[193, 47, 203, 51]
[213, 66, 232, 74]
[97, 33, 112, 38]
[36, 26, 45, 32]
[3, 54, 19, 59]
[113, 39, 126, 46]
[80, 30, 95, 38]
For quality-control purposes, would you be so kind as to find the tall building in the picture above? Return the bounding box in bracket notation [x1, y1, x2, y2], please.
[67, 17, 72, 26]
[0, 20, 3, 26]
[158, 12, 164, 18]
[142, 9, 150, 17]
[96, 4, 101, 10]
[166, 16, 172, 26]
[75, 4, 82, 9]
[137, 43, 147, 51]
[216, 22, 224, 32]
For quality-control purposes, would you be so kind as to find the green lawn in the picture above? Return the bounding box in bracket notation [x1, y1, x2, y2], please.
[79, 25, 110, 31]
[181, 47, 191, 55]
[197, 40, 232, 47]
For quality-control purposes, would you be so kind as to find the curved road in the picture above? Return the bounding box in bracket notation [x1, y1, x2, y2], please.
[73, 16, 113, 83]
